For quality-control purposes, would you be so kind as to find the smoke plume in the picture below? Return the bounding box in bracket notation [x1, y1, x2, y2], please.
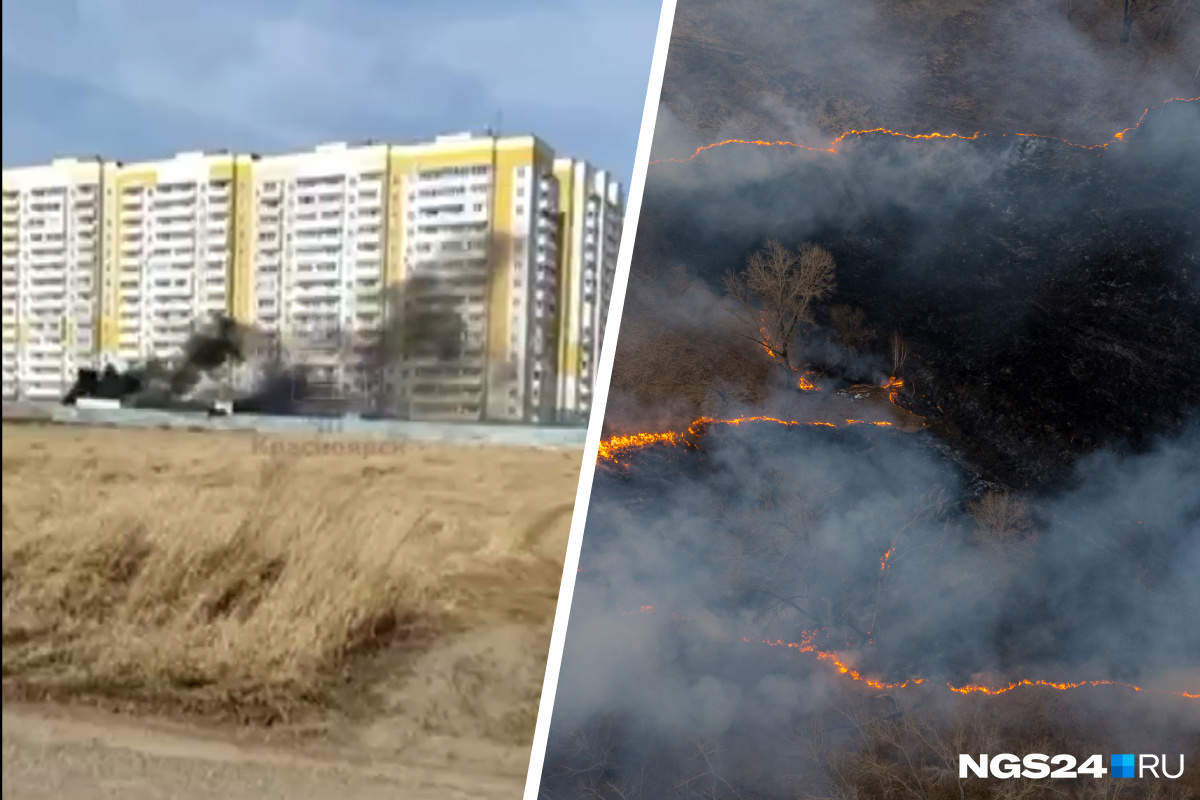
[540, 1, 1200, 797]
[63, 278, 470, 418]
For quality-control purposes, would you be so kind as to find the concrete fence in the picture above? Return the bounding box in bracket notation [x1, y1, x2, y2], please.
[2, 402, 589, 450]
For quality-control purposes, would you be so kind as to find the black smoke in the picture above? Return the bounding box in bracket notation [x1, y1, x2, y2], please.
[62, 279, 471, 418]
[63, 313, 261, 412]
[61, 313, 340, 416]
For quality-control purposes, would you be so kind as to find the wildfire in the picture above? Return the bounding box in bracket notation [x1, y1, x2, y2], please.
[744, 631, 1198, 700]
[798, 372, 820, 391]
[758, 313, 780, 358]
[649, 96, 1198, 165]
[616, 558, 1193, 700]
[883, 376, 904, 405]
[612, 603, 1197, 700]
[628, 601, 1196, 698]
[597, 430, 687, 465]
[597, 415, 894, 466]
[750, 633, 926, 690]
[951, 679, 1151, 696]
[879, 546, 895, 575]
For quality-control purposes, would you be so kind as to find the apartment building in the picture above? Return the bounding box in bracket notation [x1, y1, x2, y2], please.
[2, 135, 618, 422]
[1, 157, 110, 401]
[246, 134, 560, 422]
[553, 159, 624, 423]
[108, 151, 252, 368]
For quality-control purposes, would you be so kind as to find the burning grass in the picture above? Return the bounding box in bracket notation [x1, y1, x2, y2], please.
[1, 423, 580, 737]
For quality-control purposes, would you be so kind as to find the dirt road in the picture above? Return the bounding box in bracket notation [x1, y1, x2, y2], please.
[2, 706, 525, 800]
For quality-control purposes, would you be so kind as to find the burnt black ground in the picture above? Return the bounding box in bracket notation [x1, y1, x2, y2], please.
[630, 107, 1200, 490]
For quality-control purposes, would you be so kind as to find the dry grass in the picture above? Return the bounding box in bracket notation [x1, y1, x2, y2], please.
[1, 423, 580, 736]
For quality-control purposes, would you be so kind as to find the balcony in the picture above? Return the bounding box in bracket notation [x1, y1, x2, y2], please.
[25, 342, 66, 359]
[144, 300, 195, 317]
[291, 236, 345, 252]
[155, 219, 198, 236]
[289, 273, 341, 290]
[148, 326, 193, 342]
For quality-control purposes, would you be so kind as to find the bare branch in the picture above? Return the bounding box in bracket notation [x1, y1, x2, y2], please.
[890, 332, 910, 375]
[723, 240, 837, 376]
[969, 490, 1035, 549]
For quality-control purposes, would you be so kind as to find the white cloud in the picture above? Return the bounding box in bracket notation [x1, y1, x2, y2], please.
[1, 0, 660, 175]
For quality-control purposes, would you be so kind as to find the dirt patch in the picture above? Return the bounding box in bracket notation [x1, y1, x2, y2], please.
[1, 423, 580, 757]
[2, 704, 525, 799]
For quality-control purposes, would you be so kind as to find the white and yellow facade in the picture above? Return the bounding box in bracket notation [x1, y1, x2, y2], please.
[106, 151, 254, 367]
[553, 158, 624, 423]
[2, 136, 621, 422]
[2, 157, 112, 401]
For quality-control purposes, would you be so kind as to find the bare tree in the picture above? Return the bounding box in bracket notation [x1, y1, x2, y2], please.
[1122, 0, 1174, 42]
[1154, 0, 1194, 39]
[830, 305, 876, 352]
[1143, 784, 1194, 800]
[711, 469, 838, 630]
[665, 263, 692, 296]
[724, 240, 836, 375]
[969, 490, 1034, 548]
[1082, 781, 1132, 799]
[889, 332, 910, 375]
[799, 705, 1050, 800]
[611, 312, 772, 425]
[715, 467, 947, 645]
[673, 741, 745, 800]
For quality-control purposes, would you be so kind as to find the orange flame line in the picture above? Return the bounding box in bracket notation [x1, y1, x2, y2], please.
[620, 604, 656, 617]
[649, 97, 1198, 165]
[597, 415, 888, 465]
[616, 612, 1197, 699]
[746, 634, 1197, 699]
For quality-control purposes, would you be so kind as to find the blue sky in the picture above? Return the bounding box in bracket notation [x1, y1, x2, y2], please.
[1, 0, 661, 183]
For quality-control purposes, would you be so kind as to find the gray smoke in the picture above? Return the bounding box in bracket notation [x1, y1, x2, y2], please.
[543, 420, 1200, 796]
[63, 278, 470, 417]
[540, 1, 1200, 796]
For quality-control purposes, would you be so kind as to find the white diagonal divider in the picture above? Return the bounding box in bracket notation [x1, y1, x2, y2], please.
[521, 0, 680, 797]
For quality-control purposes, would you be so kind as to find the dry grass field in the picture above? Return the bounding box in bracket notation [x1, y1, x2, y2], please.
[1, 422, 582, 778]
